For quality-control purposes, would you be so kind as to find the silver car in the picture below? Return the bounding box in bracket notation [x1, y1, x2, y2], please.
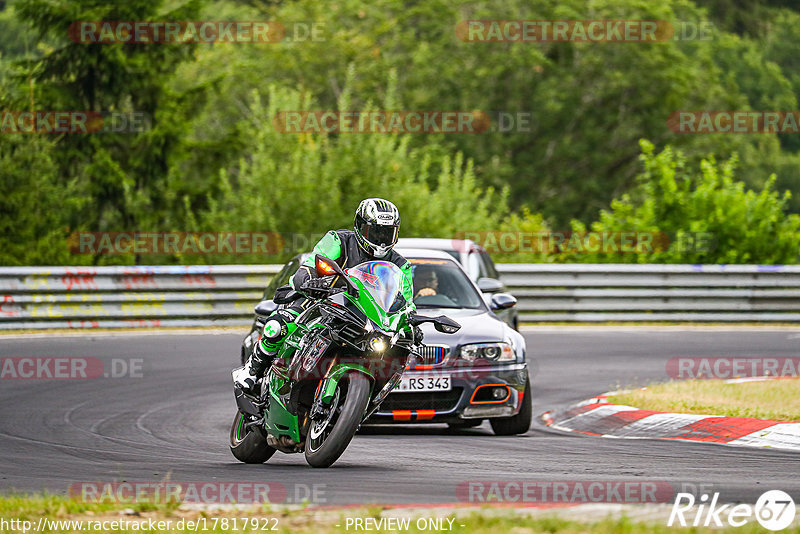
[397, 238, 519, 330]
[371, 248, 531, 435]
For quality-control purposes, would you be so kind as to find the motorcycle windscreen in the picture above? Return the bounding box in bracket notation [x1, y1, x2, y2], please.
[346, 261, 403, 312]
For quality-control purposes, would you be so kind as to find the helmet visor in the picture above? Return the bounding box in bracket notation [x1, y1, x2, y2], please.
[362, 223, 399, 248]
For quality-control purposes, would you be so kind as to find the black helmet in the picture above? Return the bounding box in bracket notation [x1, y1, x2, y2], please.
[354, 198, 400, 258]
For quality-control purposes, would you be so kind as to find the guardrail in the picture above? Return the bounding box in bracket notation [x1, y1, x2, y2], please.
[0, 264, 798, 329]
[0, 265, 279, 329]
[498, 264, 800, 322]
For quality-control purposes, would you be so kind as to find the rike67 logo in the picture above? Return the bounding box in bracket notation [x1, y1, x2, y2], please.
[669, 490, 796, 531]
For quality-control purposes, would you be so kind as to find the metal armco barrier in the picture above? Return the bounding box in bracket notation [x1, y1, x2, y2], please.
[1, 264, 799, 329]
[498, 263, 800, 322]
[0, 265, 279, 329]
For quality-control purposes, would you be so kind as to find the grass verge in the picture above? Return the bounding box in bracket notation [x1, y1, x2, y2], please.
[608, 378, 800, 422]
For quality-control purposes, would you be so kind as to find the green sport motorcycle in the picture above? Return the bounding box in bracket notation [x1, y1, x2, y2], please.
[230, 254, 461, 468]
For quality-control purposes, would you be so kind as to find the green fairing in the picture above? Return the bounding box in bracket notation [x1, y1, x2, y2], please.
[321, 363, 374, 402]
[398, 261, 414, 304]
[344, 277, 414, 331]
[265, 368, 301, 442]
[258, 256, 416, 447]
[259, 318, 331, 442]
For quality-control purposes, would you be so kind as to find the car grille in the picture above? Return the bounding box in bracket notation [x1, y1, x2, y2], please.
[379, 388, 463, 412]
[413, 344, 450, 368]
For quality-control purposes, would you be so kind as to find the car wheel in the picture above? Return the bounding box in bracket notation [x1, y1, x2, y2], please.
[489, 378, 531, 436]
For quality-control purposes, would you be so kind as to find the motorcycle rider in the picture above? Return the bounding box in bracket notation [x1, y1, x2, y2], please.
[233, 198, 414, 394]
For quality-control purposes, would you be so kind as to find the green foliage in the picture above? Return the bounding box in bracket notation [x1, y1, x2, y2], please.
[2, 0, 800, 266]
[9, 0, 207, 264]
[192, 0, 800, 225]
[489, 208, 552, 264]
[567, 140, 800, 263]
[193, 78, 508, 263]
[0, 136, 87, 265]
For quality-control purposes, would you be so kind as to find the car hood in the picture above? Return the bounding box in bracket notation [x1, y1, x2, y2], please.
[414, 308, 507, 347]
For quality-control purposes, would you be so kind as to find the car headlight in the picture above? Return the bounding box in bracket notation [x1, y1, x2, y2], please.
[459, 342, 514, 362]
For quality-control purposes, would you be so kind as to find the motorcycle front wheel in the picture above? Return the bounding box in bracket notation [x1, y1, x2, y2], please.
[304, 371, 370, 468]
[229, 411, 276, 464]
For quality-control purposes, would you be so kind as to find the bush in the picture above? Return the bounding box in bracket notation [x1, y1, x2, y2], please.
[564, 140, 800, 264]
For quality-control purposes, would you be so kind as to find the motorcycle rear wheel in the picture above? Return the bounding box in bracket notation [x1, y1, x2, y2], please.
[304, 371, 370, 468]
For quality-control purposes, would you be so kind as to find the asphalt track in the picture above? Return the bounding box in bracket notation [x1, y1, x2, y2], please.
[0, 328, 798, 506]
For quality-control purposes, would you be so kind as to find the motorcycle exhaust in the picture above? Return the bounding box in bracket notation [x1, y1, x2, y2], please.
[266, 434, 303, 453]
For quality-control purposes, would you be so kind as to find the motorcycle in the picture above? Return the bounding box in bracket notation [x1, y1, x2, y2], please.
[230, 254, 461, 468]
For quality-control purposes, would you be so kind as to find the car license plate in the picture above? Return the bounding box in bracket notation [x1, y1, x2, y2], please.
[395, 375, 451, 392]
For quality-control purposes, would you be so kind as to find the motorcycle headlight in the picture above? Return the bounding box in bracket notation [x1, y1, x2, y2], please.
[459, 342, 514, 362]
[368, 334, 388, 353]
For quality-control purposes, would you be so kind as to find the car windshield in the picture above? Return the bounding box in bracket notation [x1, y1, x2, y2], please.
[410, 259, 485, 310]
[347, 261, 404, 312]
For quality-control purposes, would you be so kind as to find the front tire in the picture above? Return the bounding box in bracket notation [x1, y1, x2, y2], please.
[230, 411, 276, 464]
[304, 372, 370, 468]
[490, 378, 532, 436]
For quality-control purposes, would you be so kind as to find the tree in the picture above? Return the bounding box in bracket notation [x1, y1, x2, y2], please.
[13, 0, 205, 264]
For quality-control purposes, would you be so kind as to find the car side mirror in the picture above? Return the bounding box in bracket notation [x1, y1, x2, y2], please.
[477, 277, 504, 293]
[490, 293, 517, 311]
[254, 299, 278, 317]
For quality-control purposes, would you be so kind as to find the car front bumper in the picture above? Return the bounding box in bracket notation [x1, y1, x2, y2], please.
[368, 362, 529, 423]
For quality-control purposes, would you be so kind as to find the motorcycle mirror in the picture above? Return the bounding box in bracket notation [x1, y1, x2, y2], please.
[409, 312, 461, 334]
[315, 254, 359, 298]
[433, 315, 461, 334]
[316, 255, 337, 276]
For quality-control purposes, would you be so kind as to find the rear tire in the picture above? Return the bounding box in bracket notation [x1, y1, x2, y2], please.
[304, 372, 370, 468]
[490, 378, 532, 436]
[229, 411, 276, 464]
